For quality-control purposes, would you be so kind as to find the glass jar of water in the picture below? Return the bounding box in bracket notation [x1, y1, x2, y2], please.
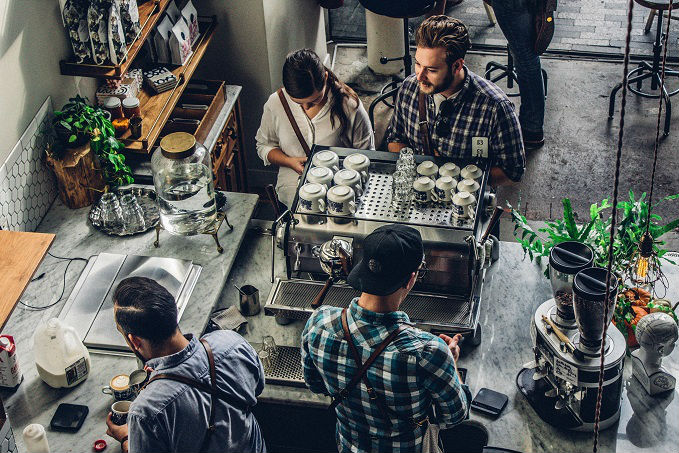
[151, 132, 217, 235]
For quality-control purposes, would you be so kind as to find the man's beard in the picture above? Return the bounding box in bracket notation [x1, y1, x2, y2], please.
[419, 66, 455, 95]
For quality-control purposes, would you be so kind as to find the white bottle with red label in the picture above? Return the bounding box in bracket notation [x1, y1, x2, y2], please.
[33, 318, 91, 388]
[0, 335, 23, 389]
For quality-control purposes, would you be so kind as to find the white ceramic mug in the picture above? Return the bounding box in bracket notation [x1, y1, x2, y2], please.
[452, 191, 476, 219]
[457, 178, 480, 194]
[343, 153, 370, 183]
[306, 166, 334, 190]
[312, 150, 340, 173]
[413, 176, 438, 204]
[299, 183, 327, 213]
[333, 169, 363, 197]
[439, 162, 460, 179]
[327, 185, 357, 216]
[435, 176, 457, 202]
[460, 164, 483, 182]
[416, 160, 439, 178]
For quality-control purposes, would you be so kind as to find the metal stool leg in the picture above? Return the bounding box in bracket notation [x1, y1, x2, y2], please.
[645, 9, 657, 34]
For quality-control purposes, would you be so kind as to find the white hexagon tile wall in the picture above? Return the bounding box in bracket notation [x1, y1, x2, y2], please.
[0, 97, 58, 231]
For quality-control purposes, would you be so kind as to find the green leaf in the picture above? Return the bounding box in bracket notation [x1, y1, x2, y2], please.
[562, 198, 579, 239]
[60, 121, 72, 131]
[68, 135, 77, 143]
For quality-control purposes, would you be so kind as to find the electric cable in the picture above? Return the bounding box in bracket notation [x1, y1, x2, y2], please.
[19, 253, 88, 311]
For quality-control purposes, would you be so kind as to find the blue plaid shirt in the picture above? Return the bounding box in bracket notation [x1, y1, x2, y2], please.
[386, 68, 526, 182]
[301, 299, 471, 453]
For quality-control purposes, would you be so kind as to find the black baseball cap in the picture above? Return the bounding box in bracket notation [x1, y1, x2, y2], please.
[347, 224, 424, 296]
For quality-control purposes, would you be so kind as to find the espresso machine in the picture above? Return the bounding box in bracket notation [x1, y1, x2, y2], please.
[518, 244, 626, 431]
[261, 146, 503, 386]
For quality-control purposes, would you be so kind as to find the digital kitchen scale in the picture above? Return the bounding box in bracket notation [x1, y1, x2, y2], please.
[59, 253, 201, 353]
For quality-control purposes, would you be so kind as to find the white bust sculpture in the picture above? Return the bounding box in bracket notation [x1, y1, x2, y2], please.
[631, 312, 679, 395]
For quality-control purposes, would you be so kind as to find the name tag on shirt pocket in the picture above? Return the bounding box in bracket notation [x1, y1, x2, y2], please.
[471, 137, 488, 158]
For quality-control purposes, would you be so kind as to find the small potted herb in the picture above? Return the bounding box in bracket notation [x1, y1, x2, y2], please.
[52, 95, 111, 156]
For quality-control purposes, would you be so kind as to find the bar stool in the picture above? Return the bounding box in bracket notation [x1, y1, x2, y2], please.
[360, 0, 438, 127]
[609, 0, 679, 136]
[484, 44, 548, 98]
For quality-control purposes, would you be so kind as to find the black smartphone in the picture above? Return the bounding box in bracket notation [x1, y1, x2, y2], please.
[471, 388, 508, 417]
[50, 403, 89, 432]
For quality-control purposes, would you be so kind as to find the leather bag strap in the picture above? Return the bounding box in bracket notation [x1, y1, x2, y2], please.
[330, 308, 402, 426]
[200, 337, 218, 450]
[418, 91, 434, 157]
[277, 88, 311, 157]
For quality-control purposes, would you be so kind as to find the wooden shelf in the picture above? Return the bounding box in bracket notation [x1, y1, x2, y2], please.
[120, 16, 218, 154]
[59, 0, 170, 79]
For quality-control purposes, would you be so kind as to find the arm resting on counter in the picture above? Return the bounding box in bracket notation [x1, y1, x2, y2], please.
[267, 147, 308, 175]
[387, 142, 408, 153]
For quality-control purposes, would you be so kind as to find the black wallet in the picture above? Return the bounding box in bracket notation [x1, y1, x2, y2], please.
[50, 403, 89, 432]
[471, 388, 508, 417]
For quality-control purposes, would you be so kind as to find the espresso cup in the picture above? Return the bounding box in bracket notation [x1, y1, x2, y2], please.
[333, 169, 363, 197]
[413, 176, 438, 204]
[110, 400, 132, 426]
[312, 150, 340, 173]
[435, 176, 457, 202]
[129, 369, 149, 397]
[460, 164, 483, 182]
[439, 162, 460, 179]
[343, 153, 370, 183]
[327, 185, 357, 217]
[416, 161, 439, 178]
[452, 191, 476, 219]
[457, 178, 480, 194]
[298, 183, 327, 213]
[102, 374, 133, 401]
[306, 166, 334, 190]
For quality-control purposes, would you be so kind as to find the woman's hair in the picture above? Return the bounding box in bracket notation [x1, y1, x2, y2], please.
[282, 48, 359, 138]
[415, 15, 471, 65]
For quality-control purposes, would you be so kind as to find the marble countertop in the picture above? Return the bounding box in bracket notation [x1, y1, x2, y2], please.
[0, 191, 258, 453]
[220, 232, 679, 453]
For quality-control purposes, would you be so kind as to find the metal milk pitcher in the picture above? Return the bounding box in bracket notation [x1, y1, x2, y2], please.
[236, 285, 260, 316]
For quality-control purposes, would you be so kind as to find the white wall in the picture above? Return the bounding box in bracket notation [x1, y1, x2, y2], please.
[198, 0, 326, 188]
[0, 0, 96, 165]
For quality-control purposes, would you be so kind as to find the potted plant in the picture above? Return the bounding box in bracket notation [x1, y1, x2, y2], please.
[509, 192, 679, 349]
[47, 96, 133, 208]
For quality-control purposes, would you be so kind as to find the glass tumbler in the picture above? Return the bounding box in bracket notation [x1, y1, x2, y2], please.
[258, 349, 272, 373]
[391, 170, 412, 209]
[100, 193, 123, 229]
[262, 336, 277, 358]
[120, 194, 146, 233]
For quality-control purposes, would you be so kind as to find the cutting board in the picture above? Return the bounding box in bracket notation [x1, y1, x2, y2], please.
[0, 230, 55, 330]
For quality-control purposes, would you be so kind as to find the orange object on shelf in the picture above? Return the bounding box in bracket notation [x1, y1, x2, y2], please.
[112, 117, 130, 136]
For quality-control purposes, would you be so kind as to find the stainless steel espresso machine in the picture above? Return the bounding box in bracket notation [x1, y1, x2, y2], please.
[518, 242, 626, 431]
[262, 146, 503, 386]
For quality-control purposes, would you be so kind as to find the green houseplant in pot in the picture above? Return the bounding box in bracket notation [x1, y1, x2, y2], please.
[509, 192, 679, 348]
[47, 96, 133, 208]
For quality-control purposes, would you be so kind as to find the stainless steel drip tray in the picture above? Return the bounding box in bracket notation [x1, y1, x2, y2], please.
[59, 253, 201, 353]
[264, 279, 474, 331]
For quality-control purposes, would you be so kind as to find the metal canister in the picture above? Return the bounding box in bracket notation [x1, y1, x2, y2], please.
[0, 335, 23, 389]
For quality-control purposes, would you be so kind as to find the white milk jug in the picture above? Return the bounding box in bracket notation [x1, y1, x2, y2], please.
[33, 318, 91, 388]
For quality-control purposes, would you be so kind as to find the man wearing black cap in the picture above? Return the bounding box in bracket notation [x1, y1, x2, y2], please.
[301, 224, 471, 453]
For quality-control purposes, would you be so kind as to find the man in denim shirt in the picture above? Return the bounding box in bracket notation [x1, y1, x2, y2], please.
[105, 277, 266, 453]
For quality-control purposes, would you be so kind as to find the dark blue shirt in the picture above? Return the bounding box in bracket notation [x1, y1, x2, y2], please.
[128, 331, 266, 453]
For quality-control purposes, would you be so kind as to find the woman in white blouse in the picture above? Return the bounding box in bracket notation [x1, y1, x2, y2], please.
[255, 48, 375, 208]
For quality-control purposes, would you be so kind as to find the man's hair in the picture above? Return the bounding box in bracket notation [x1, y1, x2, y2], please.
[415, 15, 471, 64]
[113, 276, 178, 346]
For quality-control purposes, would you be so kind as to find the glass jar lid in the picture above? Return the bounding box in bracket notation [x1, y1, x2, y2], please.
[103, 97, 121, 108]
[122, 97, 140, 108]
[550, 241, 593, 274]
[573, 267, 618, 301]
[160, 132, 196, 159]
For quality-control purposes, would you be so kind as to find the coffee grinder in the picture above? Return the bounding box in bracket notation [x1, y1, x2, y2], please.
[518, 242, 626, 431]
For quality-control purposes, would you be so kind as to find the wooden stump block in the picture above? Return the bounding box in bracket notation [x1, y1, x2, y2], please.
[47, 143, 106, 209]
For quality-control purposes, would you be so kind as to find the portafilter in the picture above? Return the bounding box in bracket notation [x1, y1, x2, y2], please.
[311, 238, 353, 308]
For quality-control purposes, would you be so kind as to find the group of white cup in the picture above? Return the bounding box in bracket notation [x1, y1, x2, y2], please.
[298, 150, 371, 219]
[412, 161, 483, 219]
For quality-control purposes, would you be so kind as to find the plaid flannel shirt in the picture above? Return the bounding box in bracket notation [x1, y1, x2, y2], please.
[301, 299, 471, 453]
[386, 68, 526, 182]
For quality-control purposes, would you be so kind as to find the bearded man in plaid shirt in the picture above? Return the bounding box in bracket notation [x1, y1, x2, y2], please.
[301, 225, 471, 452]
[387, 16, 525, 186]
